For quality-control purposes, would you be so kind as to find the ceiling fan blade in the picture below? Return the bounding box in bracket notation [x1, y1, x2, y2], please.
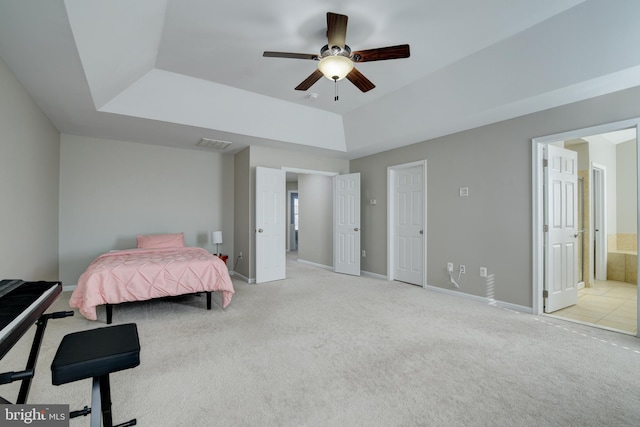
[346, 68, 375, 92]
[295, 69, 324, 91]
[327, 12, 348, 49]
[351, 44, 410, 62]
[263, 51, 320, 60]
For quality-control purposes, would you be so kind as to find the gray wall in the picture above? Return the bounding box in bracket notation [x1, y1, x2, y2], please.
[0, 56, 60, 280]
[298, 174, 333, 267]
[233, 147, 251, 277]
[617, 139, 637, 235]
[59, 134, 234, 285]
[351, 86, 640, 308]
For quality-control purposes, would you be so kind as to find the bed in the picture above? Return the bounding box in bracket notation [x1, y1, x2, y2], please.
[69, 233, 234, 323]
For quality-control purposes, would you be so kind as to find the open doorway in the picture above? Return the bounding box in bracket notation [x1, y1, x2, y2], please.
[282, 168, 339, 271]
[532, 120, 639, 336]
[256, 167, 338, 283]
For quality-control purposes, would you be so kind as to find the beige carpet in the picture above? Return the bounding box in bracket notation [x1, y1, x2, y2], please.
[2, 258, 640, 426]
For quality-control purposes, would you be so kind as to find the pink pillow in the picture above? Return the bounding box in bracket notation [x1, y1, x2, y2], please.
[136, 232, 185, 249]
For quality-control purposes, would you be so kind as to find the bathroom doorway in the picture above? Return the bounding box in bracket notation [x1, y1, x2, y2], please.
[556, 131, 637, 334]
[533, 120, 639, 336]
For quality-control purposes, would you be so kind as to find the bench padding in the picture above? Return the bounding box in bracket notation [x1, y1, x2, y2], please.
[51, 323, 140, 385]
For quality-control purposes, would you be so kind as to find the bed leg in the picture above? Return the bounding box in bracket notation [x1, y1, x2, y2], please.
[106, 304, 113, 324]
[206, 292, 212, 310]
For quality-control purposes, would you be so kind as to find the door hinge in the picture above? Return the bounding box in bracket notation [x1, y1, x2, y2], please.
[543, 158, 548, 167]
[543, 290, 548, 298]
[544, 224, 548, 232]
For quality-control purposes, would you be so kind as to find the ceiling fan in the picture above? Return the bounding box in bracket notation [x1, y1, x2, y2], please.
[263, 12, 410, 96]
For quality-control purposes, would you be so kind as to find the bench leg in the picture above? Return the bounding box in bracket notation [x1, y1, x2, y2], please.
[106, 304, 113, 324]
[91, 376, 102, 427]
[100, 374, 113, 427]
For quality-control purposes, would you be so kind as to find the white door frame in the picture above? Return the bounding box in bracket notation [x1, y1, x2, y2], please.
[287, 190, 298, 252]
[532, 118, 640, 338]
[591, 164, 607, 281]
[282, 167, 338, 178]
[388, 160, 427, 287]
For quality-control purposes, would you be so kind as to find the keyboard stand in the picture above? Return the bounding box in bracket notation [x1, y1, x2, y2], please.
[0, 310, 74, 403]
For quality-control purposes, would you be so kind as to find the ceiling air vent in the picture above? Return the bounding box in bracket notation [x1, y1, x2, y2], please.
[197, 138, 232, 150]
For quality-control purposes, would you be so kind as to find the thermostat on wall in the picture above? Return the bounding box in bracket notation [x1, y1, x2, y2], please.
[459, 187, 469, 197]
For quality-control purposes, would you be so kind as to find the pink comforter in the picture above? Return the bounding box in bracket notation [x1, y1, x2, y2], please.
[70, 247, 234, 320]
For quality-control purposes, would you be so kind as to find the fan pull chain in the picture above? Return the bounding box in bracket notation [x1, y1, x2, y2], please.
[334, 77, 339, 101]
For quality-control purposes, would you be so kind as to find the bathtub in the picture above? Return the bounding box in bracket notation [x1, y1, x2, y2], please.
[607, 249, 638, 284]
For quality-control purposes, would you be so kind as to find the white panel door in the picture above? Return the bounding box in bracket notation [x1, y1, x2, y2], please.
[394, 166, 424, 285]
[256, 167, 286, 283]
[334, 173, 361, 276]
[545, 145, 578, 313]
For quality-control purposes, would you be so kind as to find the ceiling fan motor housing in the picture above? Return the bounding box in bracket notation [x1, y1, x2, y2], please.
[320, 44, 352, 59]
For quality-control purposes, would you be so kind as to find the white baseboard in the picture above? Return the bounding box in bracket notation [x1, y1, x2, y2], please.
[361, 270, 387, 280]
[423, 283, 532, 314]
[63, 285, 76, 292]
[295, 262, 387, 281]
[231, 271, 254, 283]
[296, 258, 333, 270]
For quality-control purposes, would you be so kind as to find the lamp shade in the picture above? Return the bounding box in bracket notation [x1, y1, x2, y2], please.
[318, 55, 354, 81]
[211, 231, 223, 245]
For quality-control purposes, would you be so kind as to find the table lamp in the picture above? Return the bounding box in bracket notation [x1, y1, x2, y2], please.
[211, 231, 223, 255]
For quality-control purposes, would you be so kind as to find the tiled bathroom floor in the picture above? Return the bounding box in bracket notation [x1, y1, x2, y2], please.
[552, 280, 637, 335]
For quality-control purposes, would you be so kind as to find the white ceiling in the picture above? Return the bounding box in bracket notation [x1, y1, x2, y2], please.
[582, 128, 637, 146]
[2, 0, 640, 159]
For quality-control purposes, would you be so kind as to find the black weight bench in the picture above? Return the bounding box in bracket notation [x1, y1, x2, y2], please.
[51, 323, 140, 427]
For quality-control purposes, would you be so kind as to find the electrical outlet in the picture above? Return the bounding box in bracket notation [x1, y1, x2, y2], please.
[239, 251, 243, 259]
[480, 267, 487, 277]
[447, 262, 453, 272]
[362, 250, 366, 257]
[459, 265, 466, 274]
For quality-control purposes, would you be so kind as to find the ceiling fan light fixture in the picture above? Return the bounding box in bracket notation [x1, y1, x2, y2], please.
[318, 55, 353, 81]
[265, 12, 408, 92]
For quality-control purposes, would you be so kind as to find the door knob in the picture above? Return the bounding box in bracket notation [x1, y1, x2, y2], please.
[354, 227, 359, 232]
[419, 230, 423, 235]
[258, 229, 263, 233]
